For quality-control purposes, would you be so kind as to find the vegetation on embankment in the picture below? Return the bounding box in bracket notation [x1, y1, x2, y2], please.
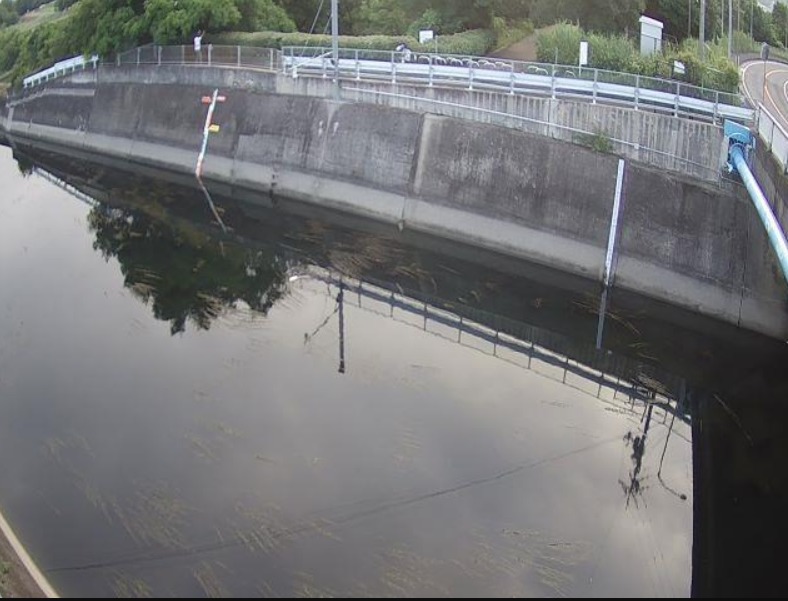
[537, 23, 739, 93]
[0, 0, 778, 95]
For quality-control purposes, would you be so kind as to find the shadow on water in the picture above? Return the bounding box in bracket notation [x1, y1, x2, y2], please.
[6, 145, 788, 596]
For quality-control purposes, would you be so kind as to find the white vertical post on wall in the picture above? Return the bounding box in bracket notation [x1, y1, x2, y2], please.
[603, 159, 627, 289]
[331, 0, 340, 98]
[237, 46, 241, 67]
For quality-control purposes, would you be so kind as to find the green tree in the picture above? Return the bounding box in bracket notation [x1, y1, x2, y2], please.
[644, 0, 696, 41]
[0, 0, 19, 28]
[532, 0, 645, 33]
[774, 1, 788, 48]
[354, 0, 410, 35]
[234, 0, 296, 32]
[142, 0, 241, 44]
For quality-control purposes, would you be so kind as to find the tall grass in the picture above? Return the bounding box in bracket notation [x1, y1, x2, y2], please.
[537, 23, 740, 93]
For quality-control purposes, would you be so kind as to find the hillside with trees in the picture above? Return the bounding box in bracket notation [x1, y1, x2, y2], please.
[0, 1, 784, 92]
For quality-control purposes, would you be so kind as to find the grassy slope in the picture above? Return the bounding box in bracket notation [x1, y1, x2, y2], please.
[8, 1, 69, 32]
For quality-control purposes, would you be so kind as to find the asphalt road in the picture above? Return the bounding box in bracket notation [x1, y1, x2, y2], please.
[741, 59, 788, 131]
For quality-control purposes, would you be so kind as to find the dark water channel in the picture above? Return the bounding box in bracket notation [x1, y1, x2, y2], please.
[0, 144, 786, 597]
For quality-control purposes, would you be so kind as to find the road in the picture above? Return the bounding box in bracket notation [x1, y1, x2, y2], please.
[741, 59, 788, 131]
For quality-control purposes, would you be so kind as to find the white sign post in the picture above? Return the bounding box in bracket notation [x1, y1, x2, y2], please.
[579, 41, 589, 73]
[420, 29, 437, 53]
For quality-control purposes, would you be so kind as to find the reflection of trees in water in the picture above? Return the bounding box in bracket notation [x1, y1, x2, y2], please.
[88, 207, 288, 334]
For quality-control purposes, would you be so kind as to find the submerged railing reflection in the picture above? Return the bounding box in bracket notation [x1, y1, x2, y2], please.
[309, 269, 690, 428]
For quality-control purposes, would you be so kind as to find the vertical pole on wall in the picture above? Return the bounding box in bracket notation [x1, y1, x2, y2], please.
[237, 45, 241, 68]
[331, 0, 340, 99]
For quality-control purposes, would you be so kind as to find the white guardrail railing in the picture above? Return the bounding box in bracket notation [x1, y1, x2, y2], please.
[757, 102, 788, 172]
[18, 44, 753, 125]
[23, 53, 99, 88]
[280, 46, 753, 123]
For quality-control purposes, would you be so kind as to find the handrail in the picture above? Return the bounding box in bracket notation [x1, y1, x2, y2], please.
[282, 45, 744, 108]
[16, 44, 752, 124]
[23, 54, 99, 88]
[756, 102, 788, 172]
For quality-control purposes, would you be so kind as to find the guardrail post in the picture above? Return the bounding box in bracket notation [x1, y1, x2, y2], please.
[237, 46, 241, 68]
[713, 91, 719, 124]
[428, 55, 434, 87]
[117, 54, 120, 67]
[593, 69, 598, 104]
[322, 55, 328, 78]
[157, 46, 162, 66]
[769, 119, 775, 150]
[391, 51, 396, 84]
[634, 75, 640, 109]
[181, 45, 185, 64]
[469, 62, 474, 91]
[136, 47, 140, 66]
[355, 49, 360, 80]
[551, 64, 556, 99]
[208, 44, 212, 65]
[674, 82, 680, 117]
[509, 63, 515, 95]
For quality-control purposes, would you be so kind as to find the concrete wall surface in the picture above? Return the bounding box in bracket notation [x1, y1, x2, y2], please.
[2, 71, 786, 338]
[80, 64, 727, 183]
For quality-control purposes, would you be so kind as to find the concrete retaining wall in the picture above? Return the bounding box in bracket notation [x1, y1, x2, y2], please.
[2, 73, 786, 338]
[79, 64, 727, 183]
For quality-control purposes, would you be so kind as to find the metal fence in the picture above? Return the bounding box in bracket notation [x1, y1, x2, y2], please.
[281, 46, 751, 123]
[757, 102, 788, 173]
[114, 44, 281, 72]
[20, 44, 752, 124]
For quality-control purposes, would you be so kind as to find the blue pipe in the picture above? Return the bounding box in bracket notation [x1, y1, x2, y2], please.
[730, 144, 788, 287]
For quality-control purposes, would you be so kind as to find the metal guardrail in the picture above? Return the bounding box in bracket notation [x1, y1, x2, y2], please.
[756, 102, 788, 172]
[282, 46, 752, 123]
[19, 44, 752, 124]
[23, 54, 99, 88]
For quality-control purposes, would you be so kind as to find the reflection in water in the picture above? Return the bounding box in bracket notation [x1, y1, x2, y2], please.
[87, 207, 287, 335]
[0, 145, 785, 596]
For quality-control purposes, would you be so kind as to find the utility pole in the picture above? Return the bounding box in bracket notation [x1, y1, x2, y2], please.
[689, 0, 692, 39]
[700, 0, 706, 60]
[728, 0, 733, 58]
[750, 0, 753, 39]
[331, 0, 339, 94]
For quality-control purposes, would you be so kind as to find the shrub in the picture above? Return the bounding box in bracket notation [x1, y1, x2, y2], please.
[536, 22, 582, 64]
[212, 28, 496, 56]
